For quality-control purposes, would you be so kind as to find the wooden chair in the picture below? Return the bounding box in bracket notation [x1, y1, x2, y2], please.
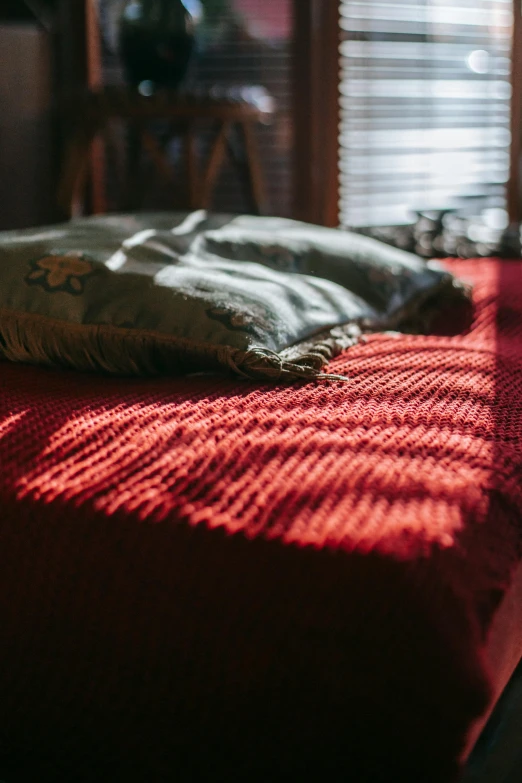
[57, 85, 275, 218]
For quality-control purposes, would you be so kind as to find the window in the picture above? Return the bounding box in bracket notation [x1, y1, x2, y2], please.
[338, 0, 513, 229]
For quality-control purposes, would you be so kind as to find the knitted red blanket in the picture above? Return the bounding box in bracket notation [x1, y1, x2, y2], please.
[0, 259, 521, 782]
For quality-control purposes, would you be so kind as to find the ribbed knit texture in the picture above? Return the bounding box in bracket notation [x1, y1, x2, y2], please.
[0, 259, 521, 782]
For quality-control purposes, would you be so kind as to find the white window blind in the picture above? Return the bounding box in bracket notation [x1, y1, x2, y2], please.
[338, 0, 513, 228]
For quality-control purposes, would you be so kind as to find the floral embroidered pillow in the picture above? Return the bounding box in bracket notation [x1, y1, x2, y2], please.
[0, 211, 471, 382]
[26, 252, 97, 294]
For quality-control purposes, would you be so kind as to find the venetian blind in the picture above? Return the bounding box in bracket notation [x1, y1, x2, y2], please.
[338, 0, 513, 228]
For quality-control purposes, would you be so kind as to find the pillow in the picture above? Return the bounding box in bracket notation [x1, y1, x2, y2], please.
[0, 211, 471, 382]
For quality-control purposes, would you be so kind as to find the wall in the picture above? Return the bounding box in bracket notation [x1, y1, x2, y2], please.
[0, 24, 55, 230]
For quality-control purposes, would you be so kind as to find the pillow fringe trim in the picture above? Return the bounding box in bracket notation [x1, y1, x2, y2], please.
[0, 308, 358, 383]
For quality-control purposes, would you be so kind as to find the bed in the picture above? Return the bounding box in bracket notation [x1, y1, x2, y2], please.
[0, 251, 521, 781]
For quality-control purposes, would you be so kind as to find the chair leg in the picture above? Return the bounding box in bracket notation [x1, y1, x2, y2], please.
[123, 125, 146, 211]
[89, 134, 108, 215]
[103, 120, 127, 209]
[240, 120, 269, 216]
[201, 121, 231, 210]
[185, 123, 200, 210]
[140, 130, 175, 185]
[57, 126, 95, 219]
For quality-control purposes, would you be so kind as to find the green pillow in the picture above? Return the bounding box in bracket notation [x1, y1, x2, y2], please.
[0, 211, 470, 382]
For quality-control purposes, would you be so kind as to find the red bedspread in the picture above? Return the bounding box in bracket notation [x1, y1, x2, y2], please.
[0, 259, 521, 782]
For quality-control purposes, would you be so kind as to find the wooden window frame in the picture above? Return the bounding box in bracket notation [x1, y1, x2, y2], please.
[292, 0, 340, 227]
[509, 0, 522, 223]
[294, 0, 522, 228]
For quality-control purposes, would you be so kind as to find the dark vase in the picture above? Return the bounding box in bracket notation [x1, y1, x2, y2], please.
[119, 0, 195, 90]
